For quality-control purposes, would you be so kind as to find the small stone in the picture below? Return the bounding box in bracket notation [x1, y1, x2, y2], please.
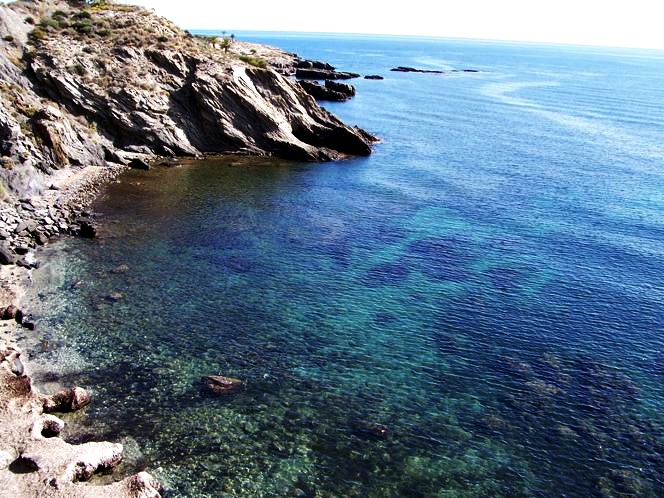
[22, 321, 36, 331]
[106, 292, 124, 302]
[112, 264, 130, 274]
[14, 245, 29, 255]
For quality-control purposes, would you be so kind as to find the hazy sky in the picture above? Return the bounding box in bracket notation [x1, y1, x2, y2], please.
[0, 1, 604, 49]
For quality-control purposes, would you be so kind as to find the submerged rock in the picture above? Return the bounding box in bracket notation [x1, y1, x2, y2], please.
[353, 421, 391, 440]
[364, 74, 384, 80]
[203, 375, 244, 395]
[106, 292, 124, 302]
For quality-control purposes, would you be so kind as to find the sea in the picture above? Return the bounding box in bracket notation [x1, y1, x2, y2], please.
[22, 33, 664, 497]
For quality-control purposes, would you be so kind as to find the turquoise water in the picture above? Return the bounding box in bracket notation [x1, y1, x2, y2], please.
[24, 36, 664, 497]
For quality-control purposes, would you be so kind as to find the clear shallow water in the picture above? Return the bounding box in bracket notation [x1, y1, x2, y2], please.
[24, 35, 664, 496]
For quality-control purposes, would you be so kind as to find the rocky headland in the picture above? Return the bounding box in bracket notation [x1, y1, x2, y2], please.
[0, 0, 377, 496]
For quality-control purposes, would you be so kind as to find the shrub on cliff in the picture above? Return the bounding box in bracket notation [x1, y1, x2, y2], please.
[239, 55, 267, 69]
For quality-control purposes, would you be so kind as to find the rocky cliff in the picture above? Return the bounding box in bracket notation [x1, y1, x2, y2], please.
[0, 0, 375, 202]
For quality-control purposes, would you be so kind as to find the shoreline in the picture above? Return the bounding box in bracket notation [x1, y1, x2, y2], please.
[0, 0, 376, 494]
[0, 161, 165, 497]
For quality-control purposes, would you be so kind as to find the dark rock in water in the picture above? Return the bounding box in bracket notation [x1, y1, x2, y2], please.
[299, 80, 347, 102]
[43, 386, 92, 413]
[79, 220, 97, 238]
[299, 80, 355, 102]
[22, 320, 35, 331]
[463, 69, 479, 73]
[203, 375, 244, 395]
[14, 245, 29, 255]
[0, 243, 16, 265]
[129, 158, 151, 170]
[296, 68, 360, 80]
[325, 80, 355, 97]
[391, 66, 445, 74]
[295, 59, 336, 71]
[353, 421, 390, 440]
[364, 75, 384, 80]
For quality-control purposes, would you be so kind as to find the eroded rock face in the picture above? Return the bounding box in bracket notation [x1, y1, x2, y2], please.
[19, 4, 373, 168]
[0, 0, 375, 218]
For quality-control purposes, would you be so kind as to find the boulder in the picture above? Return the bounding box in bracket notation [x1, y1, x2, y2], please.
[203, 375, 244, 395]
[364, 75, 384, 80]
[43, 386, 92, 413]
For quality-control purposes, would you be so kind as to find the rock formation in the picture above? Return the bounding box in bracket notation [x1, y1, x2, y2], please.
[0, 0, 377, 256]
[298, 80, 356, 102]
[0, 340, 162, 497]
[391, 66, 445, 74]
[0, 0, 375, 203]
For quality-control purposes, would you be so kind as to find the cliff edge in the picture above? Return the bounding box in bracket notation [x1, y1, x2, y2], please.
[0, 0, 375, 201]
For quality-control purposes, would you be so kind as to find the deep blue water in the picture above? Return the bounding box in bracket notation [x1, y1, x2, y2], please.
[24, 35, 664, 497]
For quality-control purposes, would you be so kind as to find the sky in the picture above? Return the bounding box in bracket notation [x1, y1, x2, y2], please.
[112, 0, 664, 50]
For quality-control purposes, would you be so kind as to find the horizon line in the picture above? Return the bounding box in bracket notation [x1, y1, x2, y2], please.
[188, 28, 664, 53]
